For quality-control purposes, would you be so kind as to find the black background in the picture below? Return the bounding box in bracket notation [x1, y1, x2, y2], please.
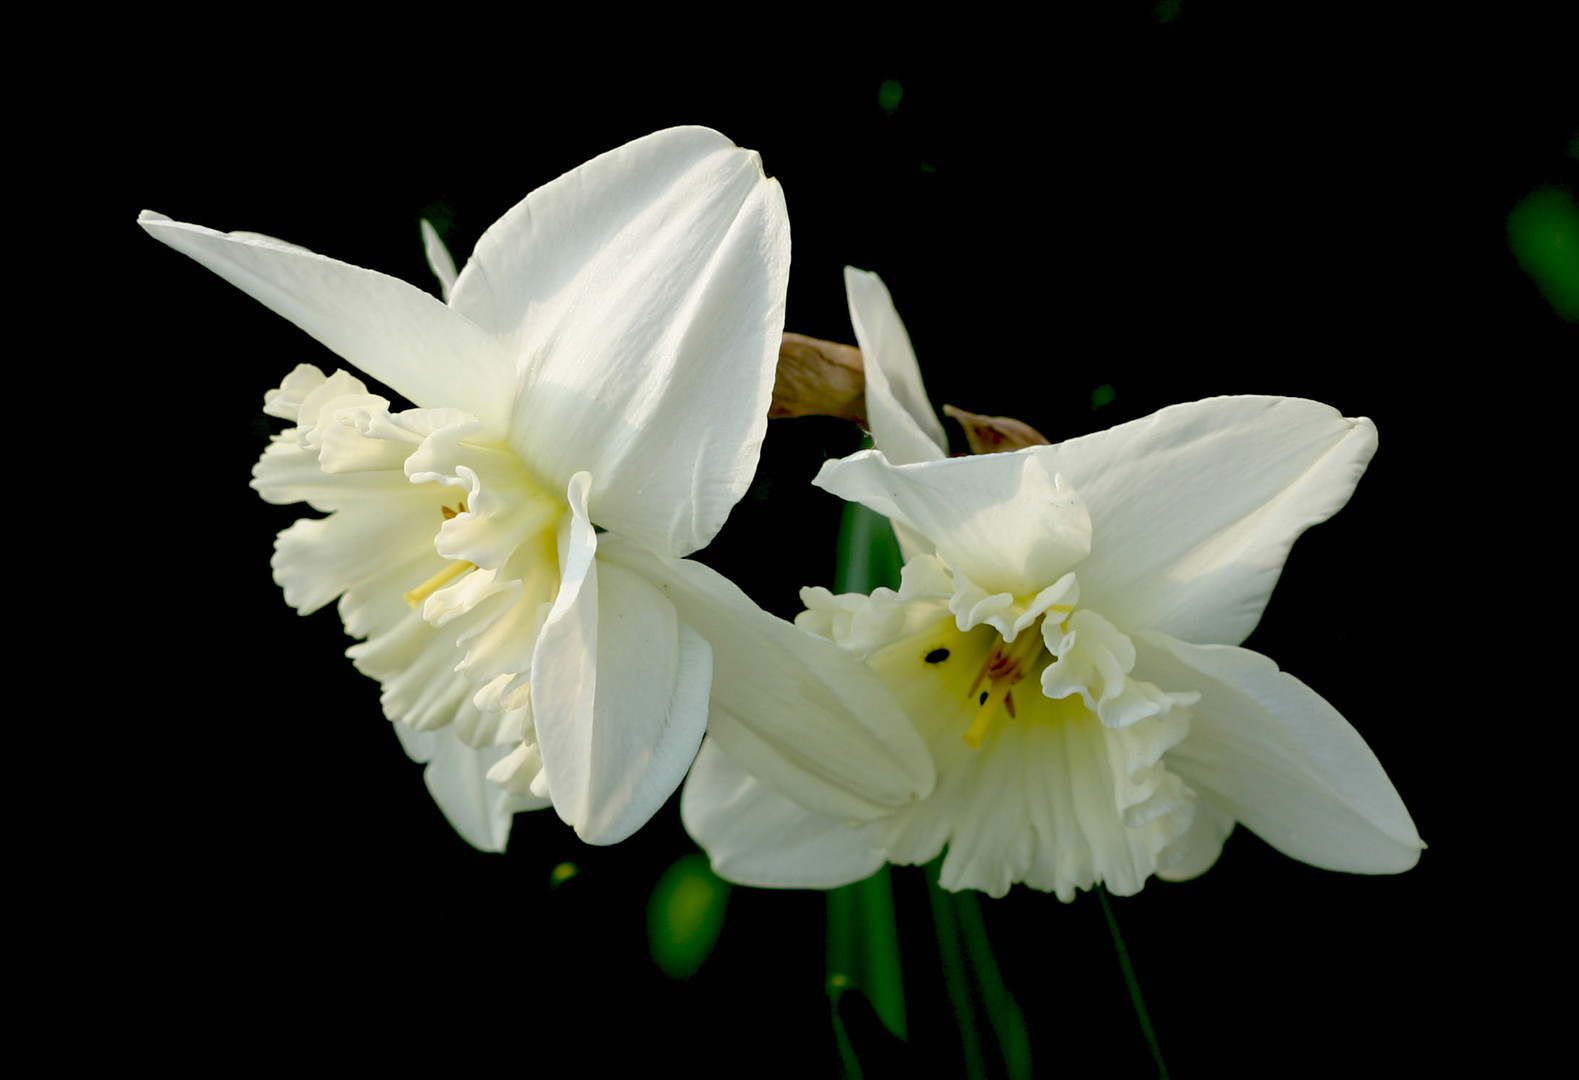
[59, 3, 1576, 1074]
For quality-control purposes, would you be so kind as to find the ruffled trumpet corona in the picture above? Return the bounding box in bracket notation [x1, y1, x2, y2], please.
[683, 271, 1422, 898]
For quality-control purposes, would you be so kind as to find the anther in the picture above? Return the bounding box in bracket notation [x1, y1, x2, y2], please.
[961, 627, 1047, 748]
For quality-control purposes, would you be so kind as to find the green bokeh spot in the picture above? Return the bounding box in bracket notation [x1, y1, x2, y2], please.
[1091, 383, 1117, 410]
[1154, 0, 1182, 22]
[878, 79, 904, 116]
[1507, 185, 1579, 323]
[648, 853, 730, 980]
[549, 861, 578, 888]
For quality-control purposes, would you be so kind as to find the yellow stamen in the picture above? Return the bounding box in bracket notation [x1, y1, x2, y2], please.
[961, 627, 1047, 748]
[964, 681, 1012, 748]
[404, 560, 475, 608]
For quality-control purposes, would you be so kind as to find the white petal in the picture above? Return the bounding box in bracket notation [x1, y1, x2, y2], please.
[465, 127, 789, 558]
[844, 267, 947, 463]
[420, 219, 458, 302]
[531, 474, 713, 843]
[448, 532, 558, 697]
[262, 363, 359, 422]
[681, 738, 886, 889]
[252, 435, 416, 514]
[814, 448, 1092, 599]
[351, 607, 476, 734]
[1037, 396, 1378, 645]
[1135, 632, 1422, 873]
[1156, 799, 1235, 882]
[597, 537, 935, 820]
[269, 494, 448, 619]
[486, 740, 553, 807]
[139, 210, 513, 433]
[391, 724, 519, 852]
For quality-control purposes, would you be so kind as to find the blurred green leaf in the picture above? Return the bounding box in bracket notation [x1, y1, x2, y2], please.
[1507, 185, 1579, 322]
[648, 854, 730, 979]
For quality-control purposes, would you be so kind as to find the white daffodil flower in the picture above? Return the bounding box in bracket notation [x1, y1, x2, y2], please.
[683, 278, 1421, 899]
[142, 127, 932, 851]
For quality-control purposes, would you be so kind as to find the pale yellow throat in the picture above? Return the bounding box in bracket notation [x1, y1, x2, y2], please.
[961, 606, 1071, 748]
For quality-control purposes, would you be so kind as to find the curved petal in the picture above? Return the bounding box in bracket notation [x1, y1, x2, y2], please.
[391, 724, 520, 852]
[681, 738, 887, 889]
[1156, 799, 1235, 882]
[269, 493, 448, 620]
[814, 448, 1092, 599]
[597, 537, 935, 821]
[350, 605, 477, 736]
[453, 127, 789, 558]
[138, 211, 513, 434]
[531, 474, 713, 843]
[1038, 396, 1377, 645]
[1135, 632, 1423, 874]
[844, 267, 947, 464]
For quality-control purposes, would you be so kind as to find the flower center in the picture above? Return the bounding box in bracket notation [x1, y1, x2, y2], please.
[961, 606, 1072, 748]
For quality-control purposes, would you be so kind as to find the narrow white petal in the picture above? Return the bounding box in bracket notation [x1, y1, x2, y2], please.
[463, 128, 789, 557]
[531, 475, 713, 843]
[139, 210, 513, 433]
[420, 219, 458, 302]
[682, 738, 887, 889]
[844, 267, 947, 463]
[1039, 396, 1378, 645]
[597, 537, 935, 820]
[1135, 632, 1423, 873]
[815, 448, 1092, 599]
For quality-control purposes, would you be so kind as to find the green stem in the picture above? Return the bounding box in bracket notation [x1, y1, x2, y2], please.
[827, 869, 907, 1040]
[826, 963, 863, 1079]
[952, 887, 1033, 1079]
[925, 859, 1034, 1079]
[833, 501, 903, 595]
[926, 861, 987, 1080]
[826, 499, 908, 1068]
[1097, 885, 1168, 1078]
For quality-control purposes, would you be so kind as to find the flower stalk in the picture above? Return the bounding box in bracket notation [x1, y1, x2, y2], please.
[1098, 885, 1168, 1077]
[826, 499, 908, 1050]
